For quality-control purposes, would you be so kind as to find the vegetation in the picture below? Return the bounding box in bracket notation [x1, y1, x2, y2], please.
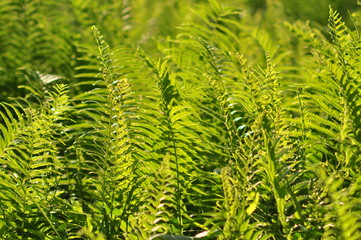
[0, 0, 361, 239]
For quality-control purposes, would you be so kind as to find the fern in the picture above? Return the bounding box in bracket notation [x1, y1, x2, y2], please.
[68, 26, 141, 239]
[0, 1, 361, 239]
[127, 154, 177, 239]
[297, 7, 361, 176]
[137, 46, 206, 235]
[316, 168, 361, 239]
[0, 80, 71, 239]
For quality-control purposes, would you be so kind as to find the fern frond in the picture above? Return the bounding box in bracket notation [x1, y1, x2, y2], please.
[316, 169, 361, 240]
[0, 82, 71, 238]
[127, 154, 177, 239]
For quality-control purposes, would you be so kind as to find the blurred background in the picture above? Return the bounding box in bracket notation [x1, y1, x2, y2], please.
[0, 0, 359, 101]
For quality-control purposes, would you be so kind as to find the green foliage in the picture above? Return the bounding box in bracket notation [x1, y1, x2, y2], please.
[1, 0, 361, 239]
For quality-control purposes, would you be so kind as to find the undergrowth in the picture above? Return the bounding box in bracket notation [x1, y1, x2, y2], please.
[0, 0, 360, 239]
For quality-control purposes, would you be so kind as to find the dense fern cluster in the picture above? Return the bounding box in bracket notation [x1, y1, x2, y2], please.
[0, 0, 361, 239]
